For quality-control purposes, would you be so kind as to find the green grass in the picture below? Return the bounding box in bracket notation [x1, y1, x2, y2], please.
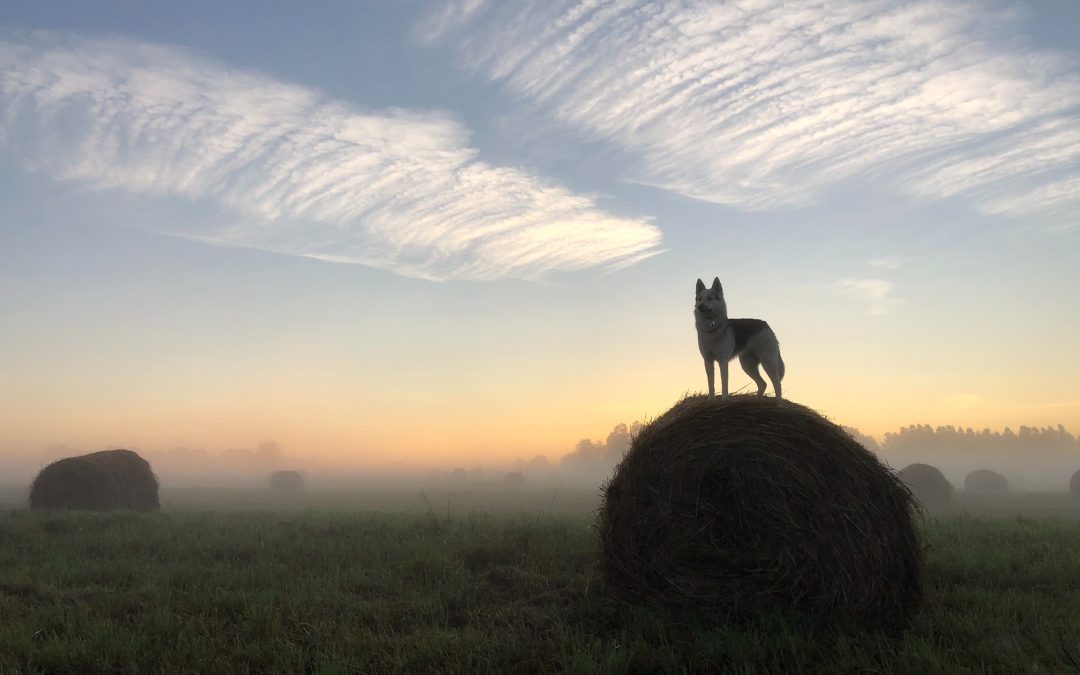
[2, 492, 1080, 673]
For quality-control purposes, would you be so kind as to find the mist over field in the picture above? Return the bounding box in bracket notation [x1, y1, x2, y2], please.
[4, 419, 1079, 495]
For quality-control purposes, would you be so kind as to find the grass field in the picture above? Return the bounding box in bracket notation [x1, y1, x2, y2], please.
[2, 488, 1080, 674]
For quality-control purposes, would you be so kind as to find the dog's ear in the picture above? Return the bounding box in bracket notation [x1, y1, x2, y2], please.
[711, 277, 722, 293]
[696, 278, 705, 294]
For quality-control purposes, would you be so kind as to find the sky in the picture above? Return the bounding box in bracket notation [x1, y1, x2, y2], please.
[1, 0, 1078, 477]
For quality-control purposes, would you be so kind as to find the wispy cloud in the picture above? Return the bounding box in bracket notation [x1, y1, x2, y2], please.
[422, 0, 1080, 226]
[0, 33, 661, 281]
[869, 257, 906, 271]
[834, 278, 900, 316]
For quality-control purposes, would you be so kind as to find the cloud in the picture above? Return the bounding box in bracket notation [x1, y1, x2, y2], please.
[0, 33, 661, 281]
[834, 277, 899, 316]
[869, 257, 905, 271]
[423, 0, 1080, 226]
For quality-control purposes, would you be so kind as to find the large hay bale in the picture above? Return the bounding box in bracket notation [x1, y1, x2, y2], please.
[29, 449, 159, 511]
[964, 469, 1008, 494]
[268, 470, 305, 491]
[599, 395, 923, 628]
[899, 463, 953, 506]
[1070, 469, 1080, 496]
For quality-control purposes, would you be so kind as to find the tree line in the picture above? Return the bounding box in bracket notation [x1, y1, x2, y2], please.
[877, 424, 1079, 455]
[563, 421, 1080, 470]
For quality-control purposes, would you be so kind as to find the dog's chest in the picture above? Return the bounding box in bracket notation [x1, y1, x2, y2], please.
[697, 323, 733, 358]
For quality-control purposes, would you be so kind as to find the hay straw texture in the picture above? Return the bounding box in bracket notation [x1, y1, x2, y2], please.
[29, 449, 159, 511]
[899, 463, 953, 506]
[599, 394, 923, 628]
[268, 470, 305, 491]
[964, 469, 1008, 494]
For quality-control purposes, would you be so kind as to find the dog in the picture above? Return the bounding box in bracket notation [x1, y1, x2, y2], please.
[695, 277, 784, 398]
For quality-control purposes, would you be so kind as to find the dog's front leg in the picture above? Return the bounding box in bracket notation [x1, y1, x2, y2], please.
[718, 359, 729, 398]
[704, 358, 715, 397]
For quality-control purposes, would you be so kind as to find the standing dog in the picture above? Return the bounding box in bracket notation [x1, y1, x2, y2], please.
[695, 277, 784, 398]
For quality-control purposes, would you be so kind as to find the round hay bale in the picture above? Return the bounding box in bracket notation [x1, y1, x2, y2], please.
[1070, 469, 1080, 496]
[267, 470, 305, 491]
[599, 395, 923, 628]
[899, 463, 953, 506]
[29, 449, 159, 511]
[964, 469, 1008, 494]
[502, 471, 525, 487]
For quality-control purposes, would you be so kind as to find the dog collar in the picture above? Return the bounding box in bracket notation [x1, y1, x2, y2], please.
[703, 319, 724, 333]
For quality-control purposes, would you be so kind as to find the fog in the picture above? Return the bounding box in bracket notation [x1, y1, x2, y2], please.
[2, 420, 1079, 497]
[847, 424, 1080, 492]
[0, 439, 589, 494]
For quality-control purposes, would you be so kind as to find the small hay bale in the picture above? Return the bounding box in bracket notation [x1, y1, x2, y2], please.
[29, 449, 159, 511]
[268, 470, 305, 491]
[964, 469, 1008, 494]
[599, 395, 923, 628]
[1070, 469, 1080, 496]
[899, 463, 953, 506]
[502, 471, 526, 487]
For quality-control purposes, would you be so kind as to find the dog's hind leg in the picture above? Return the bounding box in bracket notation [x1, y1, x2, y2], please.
[739, 353, 768, 396]
[761, 354, 783, 399]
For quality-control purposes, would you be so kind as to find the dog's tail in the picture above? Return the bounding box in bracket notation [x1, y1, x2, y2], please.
[778, 354, 786, 380]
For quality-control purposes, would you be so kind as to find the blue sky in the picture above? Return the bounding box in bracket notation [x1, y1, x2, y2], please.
[1, 1, 1078, 472]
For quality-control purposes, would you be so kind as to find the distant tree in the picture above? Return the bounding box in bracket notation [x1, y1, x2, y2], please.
[255, 440, 282, 462]
[220, 447, 253, 462]
[560, 421, 644, 473]
[842, 426, 880, 453]
[605, 424, 633, 459]
[164, 446, 209, 460]
[503, 471, 526, 487]
[568, 438, 602, 462]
